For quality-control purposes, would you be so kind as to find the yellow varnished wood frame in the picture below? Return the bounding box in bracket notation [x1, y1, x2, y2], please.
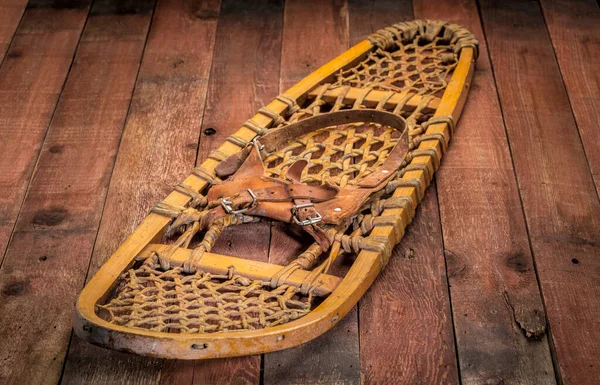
[74, 37, 476, 359]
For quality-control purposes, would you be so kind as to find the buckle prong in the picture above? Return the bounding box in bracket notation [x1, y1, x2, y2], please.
[250, 136, 265, 151]
[220, 189, 258, 215]
[291, 203, 322, 226]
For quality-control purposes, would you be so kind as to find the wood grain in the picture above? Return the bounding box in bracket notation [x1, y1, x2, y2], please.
[348, 0, 412, 45]
[0, 1, 595, 383]
[0, 0, 28, 62]
[415, 0, 556, 383]
[539, 0, 600, 195]
[0, 1, 153, 385]
[349, 1, 460, 384]
[59, 0, 220, 384]
[264, 1, 361, 384]
[361, 184, 460, 385]
[0, 0, 90, 265]
[160, 0, 283, 383]
[279, 0, 350, 91]
[479, 0, 600, 383]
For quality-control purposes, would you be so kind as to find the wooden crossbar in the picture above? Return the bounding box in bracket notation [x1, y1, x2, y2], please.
[137, 244, 341, 297]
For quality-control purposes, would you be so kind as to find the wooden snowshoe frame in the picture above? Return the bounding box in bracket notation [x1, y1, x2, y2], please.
[74, 20, 478, 359]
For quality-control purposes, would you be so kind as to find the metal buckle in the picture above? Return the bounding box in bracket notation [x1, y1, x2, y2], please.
[291, 203, 322, 226]
[221, 189, 258, 215]
[250, 136, 265, 151]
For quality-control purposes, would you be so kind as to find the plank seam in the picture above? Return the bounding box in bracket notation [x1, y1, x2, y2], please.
[409, 4, 462, 384]
[193, 1, 223, 170]
[77, 0, 158, 294]
[0, 1, 94, 271]
[474, 1, 561, 383]
[58, 2, 159, 384]
[0, 1, 27, 67]
[537, 1, 600, 202]
[431, 179, 463, 385]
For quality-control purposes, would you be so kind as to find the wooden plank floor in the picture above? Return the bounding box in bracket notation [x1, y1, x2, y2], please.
[0, 1, 598, 384]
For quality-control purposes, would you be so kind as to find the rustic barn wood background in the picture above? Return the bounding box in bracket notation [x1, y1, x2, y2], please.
[0, 0, 598, 384]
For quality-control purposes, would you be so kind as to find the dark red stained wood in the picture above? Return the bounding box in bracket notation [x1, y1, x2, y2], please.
[0, 231, 96, 385]
[360, 184, 460, 385]
[479, 0, 600, 384]
[77, 0, 218, 284]
[59, 1, 220, 384]
[348, 0, 412, 45]
[539, 0, 600, 195]
[350, 2, 460, 384]
[0, 0, 90, 265]
[278, 0, 350, 91]
[264, 1, 361, 385]
[62, 336, 161, 385]
[160, 0, 284, 383]
[0, 3, 595, 384]
[0, 2, 153, 385]
[0, 0, 28, 62]
[415, 0, 557, 383]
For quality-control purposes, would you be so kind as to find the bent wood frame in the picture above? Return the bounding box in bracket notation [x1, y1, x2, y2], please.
[74, 38, 476, 359]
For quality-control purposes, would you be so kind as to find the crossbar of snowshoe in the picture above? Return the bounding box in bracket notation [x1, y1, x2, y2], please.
[307, 85, 440, 113]
[137, 244, 341, 296]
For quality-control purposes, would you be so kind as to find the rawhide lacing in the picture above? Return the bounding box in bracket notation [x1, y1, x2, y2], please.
[98, 20, 478, 334]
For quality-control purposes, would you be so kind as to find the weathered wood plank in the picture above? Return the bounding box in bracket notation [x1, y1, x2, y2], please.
[160, 0, 283, 382]
[361, 184, 460, 385]
[350, 1, 460, 384]
[264, 1, 361, 384]
[0, 0, 28, 62]
[479, 0, 600, 383]
[59, 0, 220, 384]
[264, 305, 359, 385]
[0, 1, 153, 385]
[539, 0, 600, 195]
[0, 0, 90, 265]
[348, 0, 412, 45]
[415, 0, 557, 383]
[278, 0, 350, 92]
[64, 335, 161, 385]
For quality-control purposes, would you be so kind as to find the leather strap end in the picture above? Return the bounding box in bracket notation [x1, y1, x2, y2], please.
[214, 147, 252, 179]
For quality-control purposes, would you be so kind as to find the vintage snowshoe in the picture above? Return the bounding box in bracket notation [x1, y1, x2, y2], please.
[74, 20, 478, 359]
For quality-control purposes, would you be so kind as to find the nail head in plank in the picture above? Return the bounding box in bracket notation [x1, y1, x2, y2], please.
[157, 0, 285, 383]
[0, 0, 27, 61]
[480, 0, 600, 382]
[60, 1, 220, 384]
[415, 1, 557, 384]
[361, 183, 460, 384]
[539, 0, 600, 195]
[0, 1, 91, 264]
[0, 3, 155, 384]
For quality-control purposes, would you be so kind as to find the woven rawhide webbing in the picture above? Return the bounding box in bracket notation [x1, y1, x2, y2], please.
[96, 20, 478, 335]
[97, 260, 313, 333]
[367, 19, 479, 58]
